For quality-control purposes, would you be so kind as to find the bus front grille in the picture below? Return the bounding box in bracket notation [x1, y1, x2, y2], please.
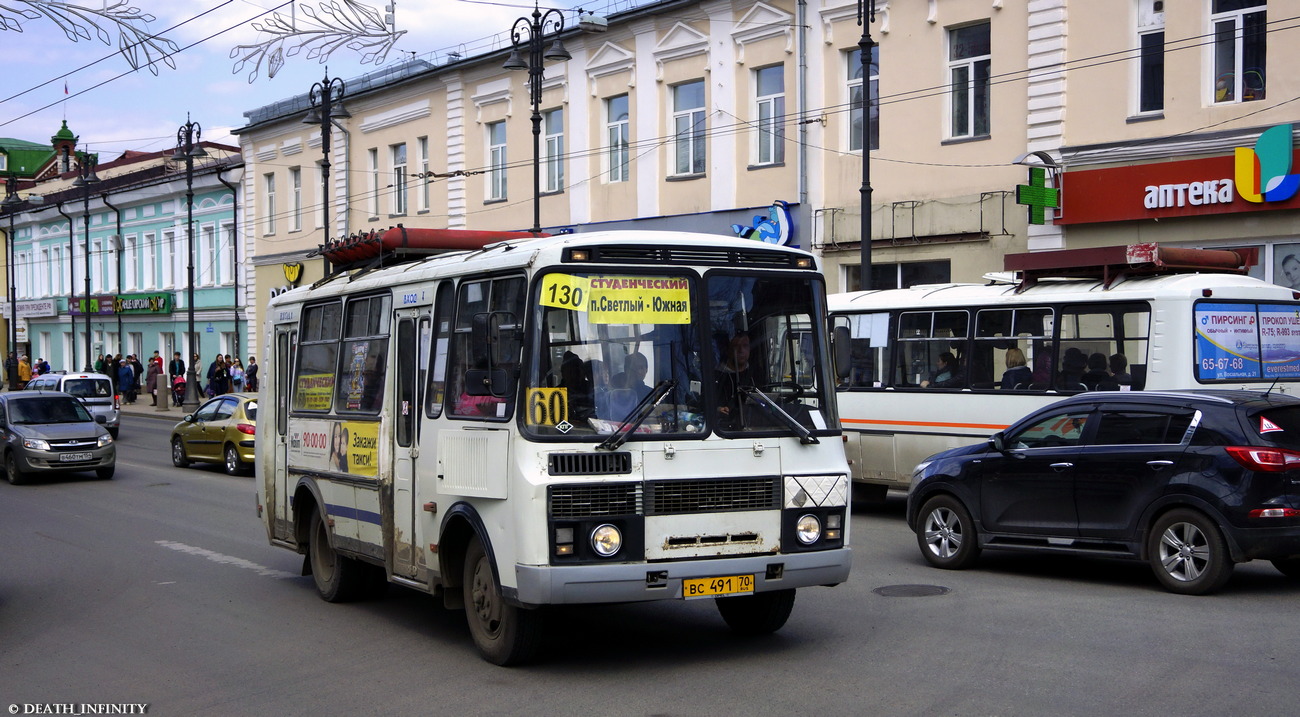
[550, 484, 642, 518]
[548, 452, 632, 476]
[646, 477, 780, 515]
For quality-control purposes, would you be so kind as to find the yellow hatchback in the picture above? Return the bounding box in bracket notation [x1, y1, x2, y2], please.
[171, 393, 258, 475]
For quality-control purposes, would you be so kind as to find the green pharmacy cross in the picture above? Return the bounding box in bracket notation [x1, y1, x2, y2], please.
[1015, 167, 1060, 225]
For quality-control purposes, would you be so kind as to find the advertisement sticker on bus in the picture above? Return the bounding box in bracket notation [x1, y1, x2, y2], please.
[295, 373, 335, 410]
[1258, 304, 1300, 378]
[1195, 303, 1261, 379]
[287, 419, 378, 478]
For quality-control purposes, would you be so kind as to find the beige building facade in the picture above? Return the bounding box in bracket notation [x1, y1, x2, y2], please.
[234, 0, 1299, 355]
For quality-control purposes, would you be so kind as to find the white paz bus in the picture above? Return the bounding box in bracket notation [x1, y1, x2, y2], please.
[829, 243, 1300, 502]
[256, 228, 852, 664]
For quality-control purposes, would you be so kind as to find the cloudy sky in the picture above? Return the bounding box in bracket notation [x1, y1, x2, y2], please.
[0, 0, 576, 158]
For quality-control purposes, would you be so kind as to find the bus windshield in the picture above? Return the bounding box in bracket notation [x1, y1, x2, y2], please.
[524, 270, 835, 440]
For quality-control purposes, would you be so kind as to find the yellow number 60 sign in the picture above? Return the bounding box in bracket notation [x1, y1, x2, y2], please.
[525, 387, 569, 426]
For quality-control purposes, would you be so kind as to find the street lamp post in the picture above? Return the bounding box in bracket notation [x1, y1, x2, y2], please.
[857, 0, 876, 291]
[504, 2, 571, 235]
[73, 149, 99, 371]
[304, 71, 349, 268]
[174, 118, 208, 412]
[3, 177, 21, 386]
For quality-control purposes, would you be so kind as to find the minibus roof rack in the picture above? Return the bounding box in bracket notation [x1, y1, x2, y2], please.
[312, 225, 548, 274]
[1003, 243, 1257, 292]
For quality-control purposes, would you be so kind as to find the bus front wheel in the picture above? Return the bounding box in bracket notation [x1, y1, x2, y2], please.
[716, 588, 796, 635]
[463, 536, 542, 666]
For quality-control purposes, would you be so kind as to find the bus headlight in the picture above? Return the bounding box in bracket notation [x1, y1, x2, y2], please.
[590, 524, 622, 557]
[795, 514, 822, 544]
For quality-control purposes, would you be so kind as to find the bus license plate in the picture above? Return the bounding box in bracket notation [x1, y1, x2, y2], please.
[60, 452, 93, 462]
[682, 574, 754, 599]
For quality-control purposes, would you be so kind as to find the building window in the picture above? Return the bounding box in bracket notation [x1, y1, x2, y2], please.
[203, 224, 217, 286]
[754, 65, 785, 165]
[845, 260, 952, 292]
[221, 221, 235, 287]
[391, 142, 408, 215]
[315, 161, 325, 229]
[142, 231, 155, 290]
[1212, 1, 1266, 103]
[263, 173, 276, 235]
[543, 109, 564, 193]
[487, 120, 507, 201]
[606, 94, 630, 183]
[124, 235, 138, 291]
[91, 239, 102, 292]
[672, 80, 706, 176]
[161, 230, 175, 289]
[289, 167, 302, 232]
[367, 148, 379, 216]
[848, 47, 880, 151]
[417, 136, 430, 212]
[1138, 33, 1165, 113]
[948, 22, 991, 138]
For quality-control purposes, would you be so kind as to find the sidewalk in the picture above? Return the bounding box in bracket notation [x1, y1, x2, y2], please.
[117, 395, 190, 420]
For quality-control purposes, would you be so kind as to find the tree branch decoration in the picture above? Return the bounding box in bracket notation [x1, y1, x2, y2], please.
[230, 0, 406, 83]
[0, 1, 180, 75]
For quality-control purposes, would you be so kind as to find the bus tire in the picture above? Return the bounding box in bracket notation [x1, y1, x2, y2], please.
[308, 508, 372, 602]
[916, 494, 980, 569]
[1148, 509, 1233, 595]
[463, 535, 541, 666]
[716, 588, 796, 636]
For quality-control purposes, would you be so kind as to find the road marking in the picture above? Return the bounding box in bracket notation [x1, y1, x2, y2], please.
[156, 540, 298, 579]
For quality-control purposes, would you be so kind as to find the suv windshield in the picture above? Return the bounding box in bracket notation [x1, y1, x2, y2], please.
[9, 397, 93, 424]
[524, 269, 836, 441]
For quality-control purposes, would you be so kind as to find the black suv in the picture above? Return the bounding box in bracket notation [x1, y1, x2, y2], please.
[907, 390, 1300, 594]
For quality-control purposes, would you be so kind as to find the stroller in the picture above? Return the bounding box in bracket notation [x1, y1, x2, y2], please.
[172, 376, 187, 407]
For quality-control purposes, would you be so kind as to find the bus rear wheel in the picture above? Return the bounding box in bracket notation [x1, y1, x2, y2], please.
[308, 508, 378, 602]
[463, 535, 542, 666]
[716, 588, 796, 635]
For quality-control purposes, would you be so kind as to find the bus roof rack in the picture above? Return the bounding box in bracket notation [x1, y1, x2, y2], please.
[1003, 243, 1257, 292]
[311, 225, 547, 274]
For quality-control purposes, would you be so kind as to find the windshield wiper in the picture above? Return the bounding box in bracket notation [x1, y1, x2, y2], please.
[597, 380, 676, 451]
[739, 386, 819, 444]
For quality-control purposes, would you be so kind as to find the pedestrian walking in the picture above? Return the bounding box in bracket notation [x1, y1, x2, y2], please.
[230, 358, 245, 392]
[17, 355, 31, 390]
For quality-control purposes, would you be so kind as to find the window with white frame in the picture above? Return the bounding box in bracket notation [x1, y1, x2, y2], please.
[487, 121, 507, 201]
[1211, 1, 1266, 103]
[221, 221, 235, 287]
[125, 235, 138, 291]
[606, 94, 630, 183]
[672, 80, 706, 176]
[391, 142, 408, 215]
[1136, 1, 1165, 114]
[543, 109, 564, 193]
[263, 173, 276, 234]
[91, 239, 103, 292]
[162, 229, 175, 289]
[315, 161, 325, 229]
[202, 224, 217, 286]
[368, 148, 380, 217]
[948, 22, 991, 138]
[289, 166, 302, 232]
[754, 65, 785, 165]
[40, 248, 51, 297]
[848, 46, 880, 151]
[142, 232, 155, 290]
[418, 136, 430, 212]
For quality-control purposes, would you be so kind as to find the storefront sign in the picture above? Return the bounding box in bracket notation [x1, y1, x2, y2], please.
[0, 300, 57, 320]
[269, 261, 305, 300]
[1060, 124, 1300, 224]
[68, 295, 118, 316]
[113, 293, 174, 314]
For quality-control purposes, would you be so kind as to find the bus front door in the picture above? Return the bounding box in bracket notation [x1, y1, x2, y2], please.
[390, 310, 426, 578]
[274, 326, 296, 542]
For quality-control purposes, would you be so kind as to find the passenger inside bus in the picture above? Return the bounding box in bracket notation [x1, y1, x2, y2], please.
[1109, 353, 1132, 386]
[1082, 352, 1120, 391]
[607, 352, 652, 419]
[1058, 347, 1088, 390]
[716, 332, 755, 428]
[1000, 347, 1033, 389]
[921, 352, 964, 388]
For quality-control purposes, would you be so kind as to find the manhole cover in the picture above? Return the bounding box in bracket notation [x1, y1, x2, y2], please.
[872, 584, 950, 597]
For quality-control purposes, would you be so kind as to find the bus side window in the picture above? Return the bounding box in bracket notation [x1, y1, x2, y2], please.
[898, 310, 969, 389]
[425, 282, 454, 418]
[449, 276, 525, 420]
[834, 313, 887, 388]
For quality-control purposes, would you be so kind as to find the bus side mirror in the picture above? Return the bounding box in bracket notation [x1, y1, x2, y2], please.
[464, 368, 513, 397]
[471, 311, 521, 367]
[833, 325, 852, 380]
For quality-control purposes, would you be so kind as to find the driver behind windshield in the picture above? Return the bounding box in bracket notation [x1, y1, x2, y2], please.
[715, 332, 754, 429]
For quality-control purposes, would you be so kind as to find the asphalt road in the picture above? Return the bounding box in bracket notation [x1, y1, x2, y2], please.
[1, 411, 1296, 715]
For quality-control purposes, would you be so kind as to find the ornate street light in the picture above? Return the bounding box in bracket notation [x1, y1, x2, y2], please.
[504, 1, 571, 235]
[857, 0, 877, 291]
[304, 71, 350, 268]
[3, 177, 21, 385]
[72, 148, 100, 371]
[173, 117, 208, 412]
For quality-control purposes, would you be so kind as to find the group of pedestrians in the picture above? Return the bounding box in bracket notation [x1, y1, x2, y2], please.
[5, 352, 53, 390]
[162, 352, 259, 406]
[93, 352, 151, 404]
